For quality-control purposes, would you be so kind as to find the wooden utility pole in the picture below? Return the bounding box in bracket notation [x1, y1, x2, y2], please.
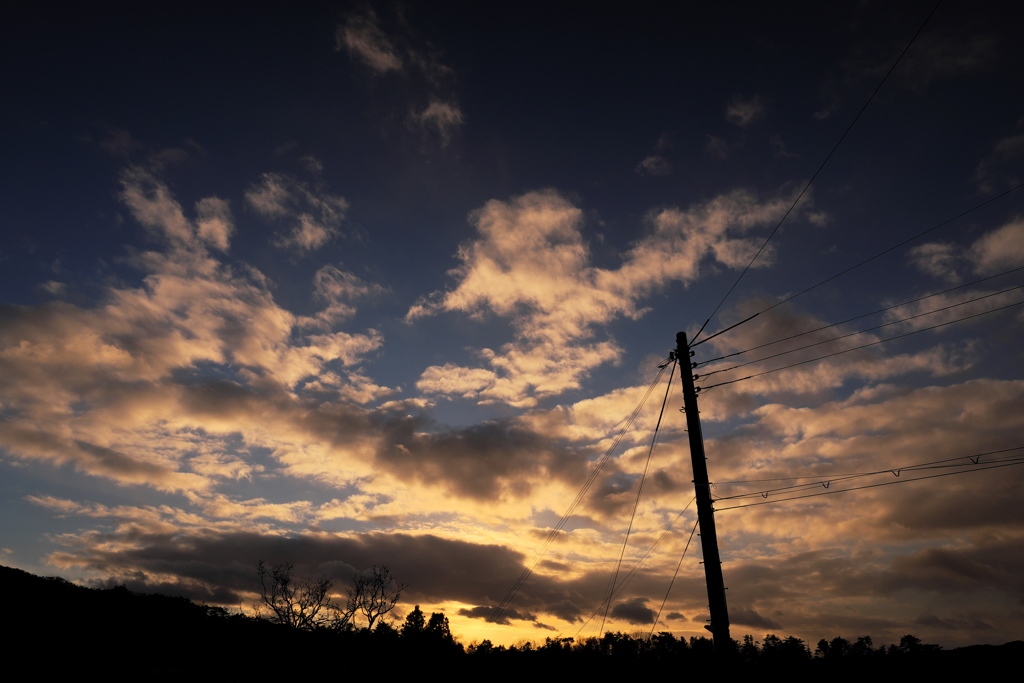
[674, 331, 731, 649]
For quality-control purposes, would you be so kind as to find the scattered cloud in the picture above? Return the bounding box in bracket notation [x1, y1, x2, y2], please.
[98, 127, 144, 158]
[635, 155, 671, 177]
[41, 527, 593, 620]
[815, 28, 998, 120]
[245, 172, 348, 254]
[458, 605, 536, 625]
[416, 100, 465, 145]
[407, 187, 801, 406]
[335, 9, 403, 73]
[769, 134, 798, 159]
[195, 197, 234, 251]
[969, 219, 1024, 274]
[915, 614, 993, 631]
[909, 218, 1024, 280]
[37, 281, 67, 297]
[705, 134, 733, 160]
[611, 597, 656, 624]
[899, 31, 998, 90]
[0, 165, 384, 495]
[5, 8, 1023, 652]
[120, 166, 205, 247]
[298, 265, 387, 330]
[726, 94, 765, 128]
[335, 7, 464, 145]
[731, 606, 783, 630]
[909, 242, 961, 282]
[975, 133, 1024, 193]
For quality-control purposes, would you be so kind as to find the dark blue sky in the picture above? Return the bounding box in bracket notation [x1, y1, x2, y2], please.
[2, 1, 1023, 647]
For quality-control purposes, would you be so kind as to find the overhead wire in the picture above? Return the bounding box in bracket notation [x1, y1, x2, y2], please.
[698, 298, 1024, 392]
[648, 519, 699, 639]
[712, 447, 1024, 502]
[690, 0, 944, 346]
[665, 3, 1024, 631]
[694, 265, 1024, 366]
[692, 180, 1024, 350]
[489, 362, 670, 624]
[715, 460, 1024, 512]
[573, 497, 697, 640]
[717, 454, 1024, 503]
[598, 359, 676, 635]
[699, 284, 1024, 379]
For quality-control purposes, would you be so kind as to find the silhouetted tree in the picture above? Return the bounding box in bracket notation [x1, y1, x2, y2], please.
[898, 634, 922, 653]
[468, 639, 495, 655]
[827, 636, 851, 659]
[255, 561, 404, 632]
[740, 634, 760, 662]
[255, 561, 338, 630]
[402, 604, 426, 637]
[851, 635, 874, 658]
[426, 612, 453, 642]
[764, 635, 809, 663]
[689, 635, 715, 658]
[348, 564, 405, 630]
[650, 631, 685, 660]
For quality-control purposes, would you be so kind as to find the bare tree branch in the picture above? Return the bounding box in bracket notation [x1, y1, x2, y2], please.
[255, 561, 404, 632]
[255, 560, 337, 631]
[348, 564, 406, 630]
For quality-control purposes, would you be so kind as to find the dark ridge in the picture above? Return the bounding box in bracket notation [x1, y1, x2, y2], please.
[5, 565, 1019, 679]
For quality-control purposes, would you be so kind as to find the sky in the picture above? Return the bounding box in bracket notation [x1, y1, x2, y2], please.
[2, 1, 1024, 648]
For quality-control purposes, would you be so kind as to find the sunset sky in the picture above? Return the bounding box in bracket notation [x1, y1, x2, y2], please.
[2, 1, 1023, 648]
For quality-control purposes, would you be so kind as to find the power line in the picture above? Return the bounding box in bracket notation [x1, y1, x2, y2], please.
[713, 447, 1024, 501]
[715, 460, 1024, 512]
[700, 285, 1023, 379]
[489, 362, 670, 624]
[599, 359, 676, 634]
[698, 298, 1024, 392]
[649, 519, 699, 639]
[692, 180, 1024, 350]
[574, 497, 697, 640]
[695, 266, 1024, 366]
[715, 453, 1023, 501]
[690, 0, 944, 346]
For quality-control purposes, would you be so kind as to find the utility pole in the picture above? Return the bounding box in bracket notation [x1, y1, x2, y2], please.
[674, 331, 731, 650]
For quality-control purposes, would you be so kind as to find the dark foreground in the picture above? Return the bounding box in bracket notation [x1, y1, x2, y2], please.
[8, 565, 1019, 679]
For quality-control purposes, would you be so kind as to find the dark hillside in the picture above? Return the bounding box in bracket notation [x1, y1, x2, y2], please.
[5, 565, 1020, 679]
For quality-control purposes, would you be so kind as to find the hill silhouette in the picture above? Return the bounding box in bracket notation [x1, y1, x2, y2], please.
[5, 564, 1020, 679]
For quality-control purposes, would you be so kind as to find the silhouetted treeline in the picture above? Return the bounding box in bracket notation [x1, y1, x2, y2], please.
[463, 631, 1023, 677]
[5, 565, 1020, 679]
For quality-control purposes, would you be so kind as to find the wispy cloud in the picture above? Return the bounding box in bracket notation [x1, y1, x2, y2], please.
[635, 155, 671, 177]
[335, 7, 464, 145]
[908, 242, 961, 282]
[416, 100, 465, 145]
[769, 133, 799, 159]
[336, 10, 403, 73]
[245, 172, 348, 254]
[407, 188, 804, 406]
[815, 27, 998, 120]
[970, 219, 1024, 273]
[705, 134, 734, 160]
[910, 218, 1024, 280]
[0, 166, 384, 495]
[975, 133, 1024, 193]
[297, 265, 388, 331]
[726, 94, 765, 128]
